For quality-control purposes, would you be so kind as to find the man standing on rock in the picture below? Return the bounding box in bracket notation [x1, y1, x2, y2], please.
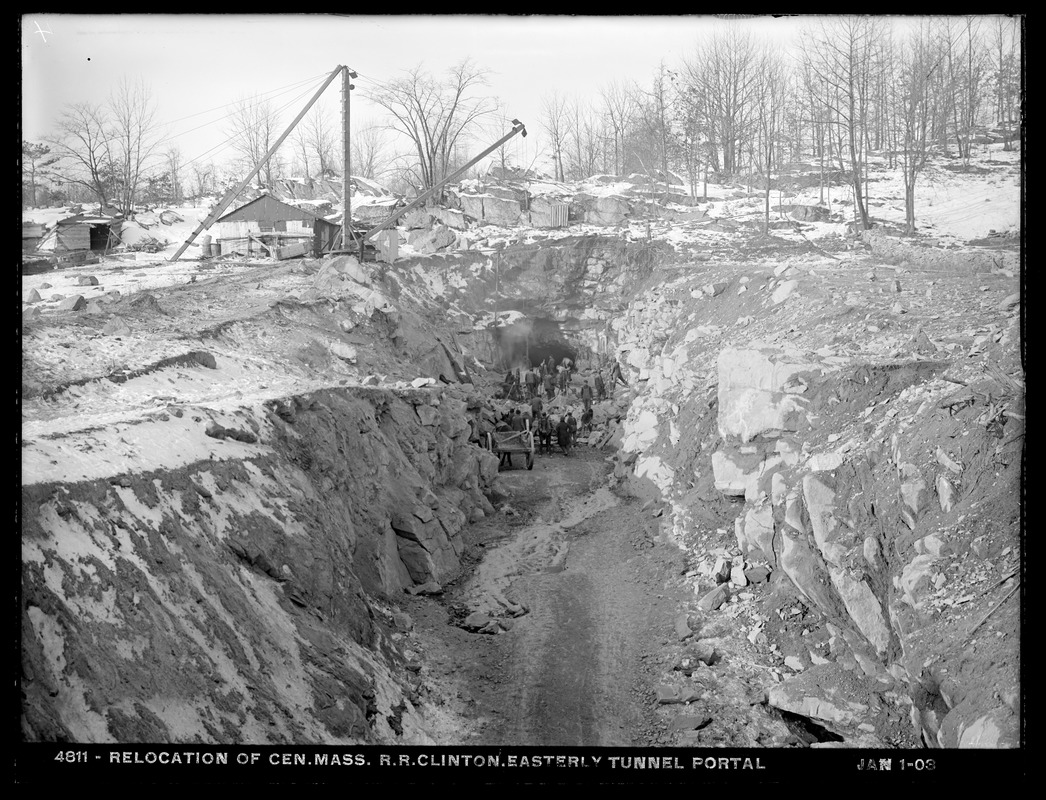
[609, 360, 627, 391]
[558, 367, 570, 397]
[594, 371, 606, 402]
[580, 380, 593, 413]
[565, 411, 578, 446]
[544, 371, 555, 401]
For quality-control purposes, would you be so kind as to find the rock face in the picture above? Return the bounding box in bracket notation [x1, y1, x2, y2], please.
[458, 193, 521, 227]
[21, 384, 498, 743]
[577, 194, 631, 225]
[609, 259, 1020, 752]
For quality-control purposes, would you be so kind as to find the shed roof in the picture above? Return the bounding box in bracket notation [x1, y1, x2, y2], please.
[216, 194, 322, 224]
[56, 214, 122, 226]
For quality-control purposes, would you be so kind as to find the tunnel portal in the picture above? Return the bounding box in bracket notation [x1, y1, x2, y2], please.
[496, 318, 578, 368]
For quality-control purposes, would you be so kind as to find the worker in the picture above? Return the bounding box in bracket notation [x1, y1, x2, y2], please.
[556, 414, 572, 456]
[543, 372, 555, 401]
[609, 360, 628, 390]
[537, 411, 553, 455]
[530, 394, 544, 419]
[594, 371, 606, 402]
[558, 367, 570, 396]
[565, 411, 577, 446]
[580, 380, 593, 413]
[580, 407, 594, 436]
[525, 368, 538, 400]
[510, 408, 526, 432]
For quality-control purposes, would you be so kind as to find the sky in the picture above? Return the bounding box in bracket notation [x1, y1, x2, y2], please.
[19, 14, 959, 182]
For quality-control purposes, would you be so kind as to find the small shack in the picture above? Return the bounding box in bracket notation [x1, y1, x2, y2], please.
[214, 194, 339, 258]
[35, 213, 124, 261]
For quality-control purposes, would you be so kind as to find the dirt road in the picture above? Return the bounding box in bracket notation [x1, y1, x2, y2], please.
[406, 444, 691, 746]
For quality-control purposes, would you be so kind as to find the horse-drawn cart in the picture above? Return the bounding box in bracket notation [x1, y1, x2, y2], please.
[486, 426, 535, 470]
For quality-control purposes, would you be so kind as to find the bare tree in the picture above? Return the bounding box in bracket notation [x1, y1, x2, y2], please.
[690, 24, 761, 175]
[367, 59, 498, 192]
[989, 16, 1021, 131]
[189, 161, 214, 206]
[800, 17, 888, 231]
[46, 102, 118, 209]
[754, 49, 788, 234]
[643, 63, 676, 196]
[670, 71, 705, 198]
[108, 78, 162, 216]
[540, 91, 570, 182]
[949, 17, 989, 169]
[305, 107, 337, 178]
[600, 80, 636, 176]
[292, 124, 311, 180]
[895, 21, 943, 233]
[351, 123, 392, 182]
[165, 147, 183, 204]
[226, 94, 283, 188]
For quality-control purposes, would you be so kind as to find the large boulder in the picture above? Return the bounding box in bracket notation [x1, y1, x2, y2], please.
[457, 193, 521, 227]
[482, 195, 522, 227]
[407, 224, 456, 254]
[584, 194, 631, 225]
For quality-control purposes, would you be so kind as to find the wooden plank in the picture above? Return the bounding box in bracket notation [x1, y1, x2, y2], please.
[56, 224, 90, 253]
[275, 241, 308, 260]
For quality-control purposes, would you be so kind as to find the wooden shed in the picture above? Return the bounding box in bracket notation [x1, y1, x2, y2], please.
[37, 214, 123, 254]
[22, 223, 44, 252]
[214, 195, 339, 257]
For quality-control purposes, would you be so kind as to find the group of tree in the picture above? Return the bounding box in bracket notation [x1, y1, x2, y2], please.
[29, 79, 163, 215]
[536, 15, 1021, 234]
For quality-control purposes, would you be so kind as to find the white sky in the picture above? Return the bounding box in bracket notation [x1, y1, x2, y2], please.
[20, 14, 995, 179]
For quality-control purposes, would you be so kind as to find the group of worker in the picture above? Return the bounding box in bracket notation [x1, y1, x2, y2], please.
[492, 356, 630, 465]
[501, 356, 627, 405]
[493, 405, 567, 466]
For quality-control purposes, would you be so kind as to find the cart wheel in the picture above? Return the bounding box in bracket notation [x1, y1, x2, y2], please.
[526, 452, 534, 470]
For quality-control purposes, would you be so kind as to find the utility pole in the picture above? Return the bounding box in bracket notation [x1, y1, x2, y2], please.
[342, 68, 357, 254]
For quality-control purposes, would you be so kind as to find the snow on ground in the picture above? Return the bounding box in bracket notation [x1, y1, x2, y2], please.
[22, 258, 264, 308]
[526, 181, 573, 197]
[782, 146, 1020, 242]
[575, 179, 635, 198]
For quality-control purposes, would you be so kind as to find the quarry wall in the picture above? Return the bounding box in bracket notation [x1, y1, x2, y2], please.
[22, 384, 498, 743]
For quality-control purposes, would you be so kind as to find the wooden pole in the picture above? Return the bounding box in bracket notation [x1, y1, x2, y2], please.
[169, 65, 345, 262]
[342, 69, 357, 255]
